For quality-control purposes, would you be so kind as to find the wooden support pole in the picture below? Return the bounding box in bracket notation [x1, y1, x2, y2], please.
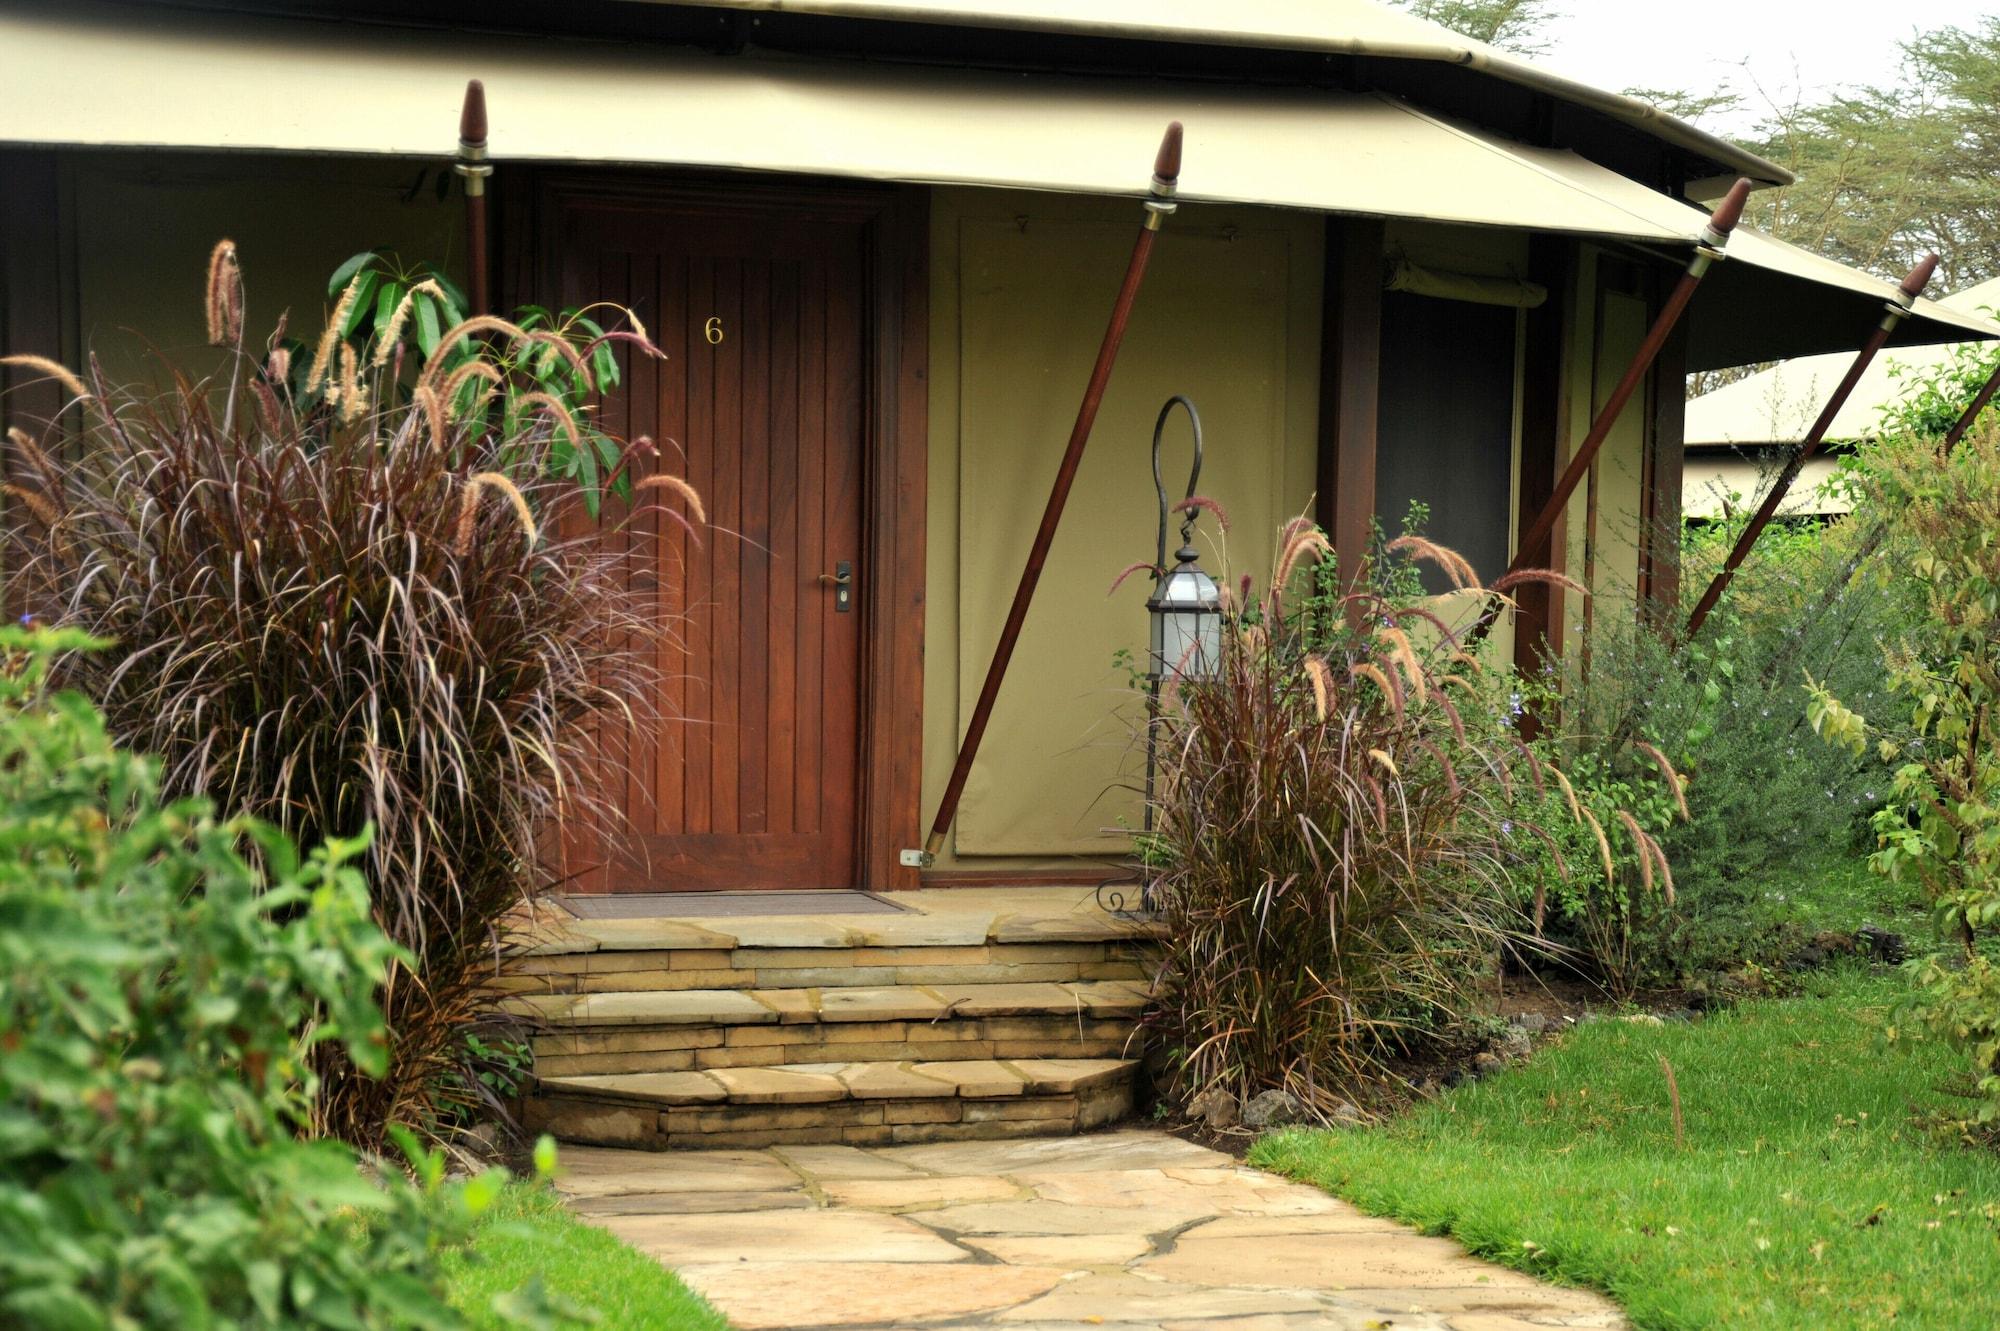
[1512, 235, 1574, 682]
[1506, 180, 1751, 588]
[1684, 252, 1939, 640]
[1944, 354, 2000, 450]
[455, 80, 492, 317]
[1318, 217, 1385, 601]
[916, 122, 1184, 865]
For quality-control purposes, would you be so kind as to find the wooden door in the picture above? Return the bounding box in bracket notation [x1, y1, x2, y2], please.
[563, 202, 867, 890]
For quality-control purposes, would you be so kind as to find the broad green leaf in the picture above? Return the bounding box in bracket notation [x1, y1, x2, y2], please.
[326, 249, 377, 299]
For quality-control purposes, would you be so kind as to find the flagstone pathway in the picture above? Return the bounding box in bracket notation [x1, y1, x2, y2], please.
[558, 1129, 1624, 1331]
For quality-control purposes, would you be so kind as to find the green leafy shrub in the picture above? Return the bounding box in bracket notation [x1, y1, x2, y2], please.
[1808, 421, 2000, 1122]
[1140, 518, 1674, 1111]
[1, 245, 701, 1147]
[0, 627, 511, 1329]
[301, 250, 636, 514]
[1531, 500, 1902, 983]
[1502, 743, 1685, 998]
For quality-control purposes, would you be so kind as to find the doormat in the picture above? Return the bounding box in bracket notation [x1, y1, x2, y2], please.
[557, 890, 911, 920]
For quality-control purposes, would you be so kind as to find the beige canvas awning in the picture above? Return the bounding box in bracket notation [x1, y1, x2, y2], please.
[666, 0, 1794, 187]
[5, 2, 1992, 367]
[0, 5, 1696, 242]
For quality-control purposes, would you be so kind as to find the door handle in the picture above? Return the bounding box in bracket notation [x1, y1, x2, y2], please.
[819, 560, 853, 612]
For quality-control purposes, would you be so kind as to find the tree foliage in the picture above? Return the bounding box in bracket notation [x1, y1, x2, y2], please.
[1736, 19, 2000, 289]
[1386, 0, 1557, 56]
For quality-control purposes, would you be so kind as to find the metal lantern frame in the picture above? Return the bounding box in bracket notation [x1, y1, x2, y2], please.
[1141, 395, 1220, 834]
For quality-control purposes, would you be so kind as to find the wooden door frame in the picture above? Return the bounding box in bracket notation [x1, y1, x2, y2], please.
[503, 168, 928, 890]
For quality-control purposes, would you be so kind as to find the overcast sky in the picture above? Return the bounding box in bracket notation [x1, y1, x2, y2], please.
[1532, 1, 1998, 134]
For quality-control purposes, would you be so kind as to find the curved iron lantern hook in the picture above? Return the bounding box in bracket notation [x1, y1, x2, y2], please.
[1152, 394, 1203, 574]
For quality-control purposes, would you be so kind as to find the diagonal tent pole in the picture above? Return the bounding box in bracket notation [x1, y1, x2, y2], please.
[455, 79, 492, 317]
[913, 121, 1184, 868]
[1942, 351, 2000, 450]
[1749, 300, 2000, 690]
[1474, 179, 1752, 642]
[1684, 253, 1939, 640]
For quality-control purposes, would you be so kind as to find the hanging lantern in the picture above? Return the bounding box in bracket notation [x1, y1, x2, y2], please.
[1144, 395, 1220, 682]
[1147, 541, 1220, 681]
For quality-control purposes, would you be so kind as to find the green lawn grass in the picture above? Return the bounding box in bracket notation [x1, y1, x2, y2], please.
[1253, 968, 2000, 1330]
[440, 1184, 729, 1331]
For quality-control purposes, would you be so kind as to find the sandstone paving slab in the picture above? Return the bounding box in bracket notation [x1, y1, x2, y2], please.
[568, 1189, 814, 1217]
[703, 917, 863, 949]
[749, 989, 822, 1023]
[1163, 1314, 1451, 1331]
[563, 918, 740, 951]
[1176, 1210, 1415, 1238]
[907, 1198, 1215, 1238]
[709, 1065, 850, 1104]
[598, 1208, 969, 1266]
[990, 912, 1148, 945]
[847, 914, 999, 948]
[1007, 1059, 1139, 1095]
[883, 1130, 1231, 1177]
[1143, 1233, 1551, 1292]
[555, 1145, 798, 1197]
[911, 1059, 1029, 1097]
[552, 989, 777, 1027]
[820, 985, 951, 1022]
[677, 1261, 1070, 1330]
[773, 1143, 924, 1179]
[1445, 1311, 1624, 1330]
[836, 1061, 959, 1099]
[820, 1175, 1024, 1210]
[1029, 1166, 1350, 1217]
[1330, 1286, 1621, 1319]
[929, 982, 1079, 1017]
[543, 1070, 723, 1106]
[997, 1274, 1336, 1323]
[964, 1234, 1154, 1267]
[554, 1129, 1621, 1330]
[1060, 981, 1153, 1016]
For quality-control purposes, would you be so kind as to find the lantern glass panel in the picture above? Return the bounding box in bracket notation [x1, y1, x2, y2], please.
[1150, 564, 1220, 680]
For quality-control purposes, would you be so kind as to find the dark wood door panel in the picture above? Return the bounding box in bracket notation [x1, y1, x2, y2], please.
[562, 203, 867, 890]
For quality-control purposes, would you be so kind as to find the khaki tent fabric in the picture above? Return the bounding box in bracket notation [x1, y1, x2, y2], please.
[944, 205, 1317, 855]
[671, 0, 1789, 186]
[5, 4, 1991, 367]
[0, 5, 1695, 243]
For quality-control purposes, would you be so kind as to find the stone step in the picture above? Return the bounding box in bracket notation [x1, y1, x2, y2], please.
[512, 980, 1151, 1077]
[509, 978, 1151, 1029]
[524, 1057, 1138, 1150]
[499, 938, 1155, 996]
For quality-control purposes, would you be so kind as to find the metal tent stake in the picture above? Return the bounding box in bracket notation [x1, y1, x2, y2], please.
[909, 121, 1185, 869]
[1684, 253, 1939, 640]
[455, 79, 492, 317]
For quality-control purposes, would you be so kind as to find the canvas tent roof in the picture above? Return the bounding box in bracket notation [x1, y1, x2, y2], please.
[4, 2, 1992, 367]
[666, 0, 1793, 189]
[1687, 276, 2000, 446]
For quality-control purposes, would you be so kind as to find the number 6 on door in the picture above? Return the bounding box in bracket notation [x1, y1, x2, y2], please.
[704, 316, 724, 345]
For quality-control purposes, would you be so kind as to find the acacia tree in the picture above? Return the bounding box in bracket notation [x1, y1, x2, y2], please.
[1387, 0, 1557, 55]
[1733, 19, 2000, 290]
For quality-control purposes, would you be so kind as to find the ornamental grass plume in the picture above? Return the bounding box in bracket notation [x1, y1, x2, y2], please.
[0, 244, 700, 1149]
[1134, 513, 1672, 1118]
